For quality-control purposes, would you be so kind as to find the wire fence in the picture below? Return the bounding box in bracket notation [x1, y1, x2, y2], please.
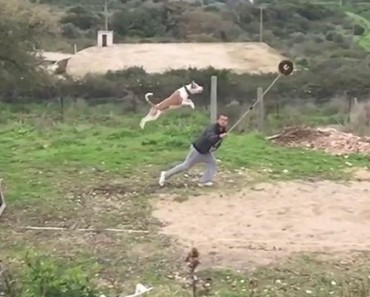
[3, 92, 369, 136]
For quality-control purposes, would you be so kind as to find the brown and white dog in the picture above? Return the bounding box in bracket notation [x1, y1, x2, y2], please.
[139, 81, 204, 129]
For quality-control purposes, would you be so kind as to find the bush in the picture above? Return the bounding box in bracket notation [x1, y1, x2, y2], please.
[3, 55, 370, 108]
[0, 253, 101, 297]
[111, 5, 167, 38]
[353, 24, 365, 36]
[61, 23, 81, 38]
[60, 5, 102, 30]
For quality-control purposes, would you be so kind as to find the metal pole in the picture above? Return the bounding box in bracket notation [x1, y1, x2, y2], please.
[210, 75, 218, 123]
[259, 7, 263, 43]
[257, 87, 264, 132]
[262, 74, 281, 96]
[227, 74, 281, 134]
[104, 0, 108, 31]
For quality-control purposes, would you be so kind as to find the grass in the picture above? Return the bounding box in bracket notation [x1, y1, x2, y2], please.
[202, 254, 370, 297]
[1, 102, 370, 297]
[0, 102, 367, 203]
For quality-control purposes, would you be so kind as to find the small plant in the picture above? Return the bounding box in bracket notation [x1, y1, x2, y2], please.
[185, 248, 212, 297]
[20, 252, 100, 297]
[185, 247, 200, 297]
[0, 263, 20, 297]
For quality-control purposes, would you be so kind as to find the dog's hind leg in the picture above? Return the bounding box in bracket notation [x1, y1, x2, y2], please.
[140, 109, 161, 129]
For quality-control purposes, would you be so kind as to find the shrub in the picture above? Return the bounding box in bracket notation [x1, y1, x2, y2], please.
[60, 5, 102, 30]
[61, 23, 81, 38]
[1, 253, 101, 297]
[353, 24, 365, 36]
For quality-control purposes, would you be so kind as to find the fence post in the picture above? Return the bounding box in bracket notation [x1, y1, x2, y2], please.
[0, 179, 6, 217]
[210, 75, 217, 123]
[59, 97, 64, 121]
[257, 87, 264, 132]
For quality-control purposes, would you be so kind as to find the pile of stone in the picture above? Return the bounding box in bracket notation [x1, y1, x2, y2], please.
[267, 126, 370, 155]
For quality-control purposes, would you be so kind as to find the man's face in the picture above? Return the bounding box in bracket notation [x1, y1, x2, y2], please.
[217, 115, 228, 128]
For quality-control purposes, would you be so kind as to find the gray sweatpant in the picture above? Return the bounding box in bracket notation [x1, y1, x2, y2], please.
[164, 145, 217, 183]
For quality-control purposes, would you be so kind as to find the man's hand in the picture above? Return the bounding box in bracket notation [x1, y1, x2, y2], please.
[219, 133, 228, 139]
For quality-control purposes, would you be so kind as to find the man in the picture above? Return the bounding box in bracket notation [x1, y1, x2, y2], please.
[159, 114, 229, 187]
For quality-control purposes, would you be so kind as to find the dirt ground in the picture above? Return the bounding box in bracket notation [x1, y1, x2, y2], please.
[152, 178, 370, 271]
[66, 42, 284, 78]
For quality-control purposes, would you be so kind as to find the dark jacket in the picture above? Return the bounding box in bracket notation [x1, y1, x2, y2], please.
[192, 123, 226, 154]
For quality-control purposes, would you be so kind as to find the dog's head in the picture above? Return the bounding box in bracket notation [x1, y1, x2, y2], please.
[186, 81, 204, 94]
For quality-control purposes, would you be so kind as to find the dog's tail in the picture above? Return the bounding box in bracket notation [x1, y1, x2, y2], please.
[145, 92, 155, 107]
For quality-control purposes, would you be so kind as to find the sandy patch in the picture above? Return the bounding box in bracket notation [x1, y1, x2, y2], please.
[152, 180, 370, 270]
[66, 42, 284, 78]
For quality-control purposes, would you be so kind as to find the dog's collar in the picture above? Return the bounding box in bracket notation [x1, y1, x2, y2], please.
[184, 85, 192, 96]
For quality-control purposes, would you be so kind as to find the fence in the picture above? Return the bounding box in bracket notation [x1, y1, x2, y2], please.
[2, 80, 368, 136]
[209, 75, 369, 135]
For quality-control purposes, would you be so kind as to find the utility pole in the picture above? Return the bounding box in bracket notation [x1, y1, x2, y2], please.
[259, 6, 264, 43]
[104, 0, 108, 31]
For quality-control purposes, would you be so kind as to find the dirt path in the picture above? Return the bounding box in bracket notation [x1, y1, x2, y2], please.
[152, 180, 370, 270]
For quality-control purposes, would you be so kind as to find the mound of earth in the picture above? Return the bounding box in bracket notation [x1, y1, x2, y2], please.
[268, 126, 370, 155]
[66, 42, 285, 78]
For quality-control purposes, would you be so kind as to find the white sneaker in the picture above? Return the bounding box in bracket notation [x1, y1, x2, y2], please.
[198, 181, 214, 187]
[159, 171, 166, 187]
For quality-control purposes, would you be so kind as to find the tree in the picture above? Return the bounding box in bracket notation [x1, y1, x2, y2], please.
[353, 24, 365, 36]
[111, 5, 166, 38]
[0, 0, 57, 100]
[179, 9, 236, 38]
[60, 5, 103, 30]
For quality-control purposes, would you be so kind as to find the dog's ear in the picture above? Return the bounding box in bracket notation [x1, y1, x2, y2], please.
[191, 80, 196, 87]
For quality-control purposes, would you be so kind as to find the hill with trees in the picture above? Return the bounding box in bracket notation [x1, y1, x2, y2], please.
[1, 0, 370, 107]
[43, 0, 369, 63]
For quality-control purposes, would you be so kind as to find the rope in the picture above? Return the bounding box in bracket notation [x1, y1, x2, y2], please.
[227, 73, 281, 134]
[210, 59, 294, 150]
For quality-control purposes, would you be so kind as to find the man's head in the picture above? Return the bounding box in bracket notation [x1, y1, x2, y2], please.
[217, 114, 228, 129]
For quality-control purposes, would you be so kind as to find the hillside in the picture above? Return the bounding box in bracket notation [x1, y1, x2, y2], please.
[66, 42, 285, 78]
[2, 0, 370, 103]
[2, 0, 370, 104]
[33, 0, 368, 65]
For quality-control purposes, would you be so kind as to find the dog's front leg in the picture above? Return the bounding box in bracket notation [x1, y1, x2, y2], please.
[183, 99, 195, 109]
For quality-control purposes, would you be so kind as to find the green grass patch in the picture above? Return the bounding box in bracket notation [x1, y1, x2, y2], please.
[0, 104, 367, 203]
[202, 254, 370, 297]
[4, 251, 370, 297]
